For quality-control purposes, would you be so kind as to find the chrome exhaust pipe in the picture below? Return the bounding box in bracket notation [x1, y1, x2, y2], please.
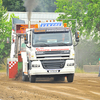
[28, 20, 31, 28]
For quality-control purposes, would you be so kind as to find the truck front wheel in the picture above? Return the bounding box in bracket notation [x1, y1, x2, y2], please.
[29, 75, 36, 83]
[67, 74, 74, 83]
[22, 72, 29, 81]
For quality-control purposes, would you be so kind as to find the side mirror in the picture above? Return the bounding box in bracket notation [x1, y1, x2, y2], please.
[24, 34, 28, 44]
[75, 32, 79, 42]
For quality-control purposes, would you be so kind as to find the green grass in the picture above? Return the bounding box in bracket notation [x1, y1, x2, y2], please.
[18, 62, 22, 73]
[0, 68, 6, 72]
[0, 57, 8, 73]
[75, 67, 85, 73]
[75, 67, 98, 74]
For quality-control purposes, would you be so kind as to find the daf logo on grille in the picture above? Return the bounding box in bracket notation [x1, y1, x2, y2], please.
[60, 64, 64, 68]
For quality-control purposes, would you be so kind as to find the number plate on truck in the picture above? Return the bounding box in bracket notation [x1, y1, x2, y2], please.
[48, 70, 58, 73]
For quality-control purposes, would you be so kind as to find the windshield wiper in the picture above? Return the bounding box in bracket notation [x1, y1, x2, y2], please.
[40, 43, 50, 47]
[33, 43, 50, 47]
[33, 43, 72, 47]
[57, 43, 67, 46]
[57, 43, 72, 46]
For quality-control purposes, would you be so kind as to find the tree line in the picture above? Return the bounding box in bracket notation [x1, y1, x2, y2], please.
[55, 0, 100, 68]
[2, 0, 57, 12]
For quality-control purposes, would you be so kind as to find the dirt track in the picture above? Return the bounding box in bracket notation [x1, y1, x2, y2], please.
[0, 73, 100, 100]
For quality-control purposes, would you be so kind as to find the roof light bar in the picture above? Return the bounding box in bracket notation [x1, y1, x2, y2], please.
[40, 22, 63, 28]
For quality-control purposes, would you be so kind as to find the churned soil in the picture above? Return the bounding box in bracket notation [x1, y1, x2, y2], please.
[0, 73, 100, 100]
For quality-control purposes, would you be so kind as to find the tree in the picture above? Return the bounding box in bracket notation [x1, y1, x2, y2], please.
[55, 0, 100, 41]
[2, 0, 56, 12]
[2, 0, 25, 11]
[55, 0, 100, 67]
[75, 39, 100, 68]
[0, 0, 18, 66]
[0, 0, 9, 65]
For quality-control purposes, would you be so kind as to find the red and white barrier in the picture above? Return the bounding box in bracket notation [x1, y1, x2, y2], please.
[7, 58, 18, 78]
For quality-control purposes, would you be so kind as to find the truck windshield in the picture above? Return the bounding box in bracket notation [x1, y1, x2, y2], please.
[32, 31, 72, 47]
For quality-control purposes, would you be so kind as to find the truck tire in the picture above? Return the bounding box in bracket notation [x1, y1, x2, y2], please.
[29, 61, 32, 70]
[67, 74, 74, 83]
[29, 75, 36, 83]
[22, 72, 29, 81]
[54, 76, 65, 81]
[60, 76, 65, 81]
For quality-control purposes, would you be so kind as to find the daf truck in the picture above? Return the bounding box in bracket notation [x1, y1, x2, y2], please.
[21, 21, 79, 83]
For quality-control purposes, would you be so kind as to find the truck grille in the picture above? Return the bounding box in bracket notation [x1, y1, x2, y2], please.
[36, 50, 70, 59]
[37, 55, 69, 59]
[36, 50, 70, 55]
[41, 60, 66, 69]
[45, 51, 61, 54]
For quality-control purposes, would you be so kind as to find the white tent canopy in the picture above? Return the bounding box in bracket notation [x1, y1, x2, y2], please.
[7, 12, 64, 24]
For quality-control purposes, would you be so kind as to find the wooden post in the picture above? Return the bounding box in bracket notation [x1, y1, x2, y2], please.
[98, 58, 100, 77]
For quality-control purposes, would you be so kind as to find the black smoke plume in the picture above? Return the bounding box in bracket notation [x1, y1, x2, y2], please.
[23, 0, 39, 21]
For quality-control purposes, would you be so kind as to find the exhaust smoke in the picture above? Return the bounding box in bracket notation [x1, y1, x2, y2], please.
[23, 0, 39, 27]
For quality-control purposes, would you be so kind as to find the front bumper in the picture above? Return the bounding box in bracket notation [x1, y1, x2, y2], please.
[29, 66, 75, 75]
[29, 60, 75, 75]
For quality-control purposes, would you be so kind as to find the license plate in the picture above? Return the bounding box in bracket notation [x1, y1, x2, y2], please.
[49, 70, 58, 73]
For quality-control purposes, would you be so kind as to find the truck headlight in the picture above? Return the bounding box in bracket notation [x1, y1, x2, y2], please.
[63, 50, 70, 54]
[67, 63, 74, 66]
[32, 64, 40, 67]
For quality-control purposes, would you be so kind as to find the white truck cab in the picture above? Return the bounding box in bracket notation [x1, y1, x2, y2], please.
[22, 22, 79, 83]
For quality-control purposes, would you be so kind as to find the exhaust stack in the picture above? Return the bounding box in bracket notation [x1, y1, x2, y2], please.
[28, 20, 31, 28]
